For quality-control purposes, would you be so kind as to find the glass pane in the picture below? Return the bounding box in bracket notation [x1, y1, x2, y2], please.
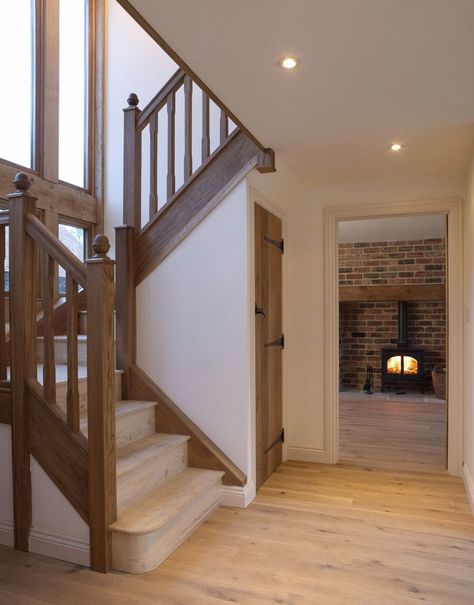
[387, 356, 402, 374]
[403, 356, 418, 375]
[58, 0, 88, 187]
[0, 0, 34, 168]
[58, 224, 85, 294]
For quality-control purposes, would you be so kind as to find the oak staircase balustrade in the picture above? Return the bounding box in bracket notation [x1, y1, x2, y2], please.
[7, 173, 116, 572]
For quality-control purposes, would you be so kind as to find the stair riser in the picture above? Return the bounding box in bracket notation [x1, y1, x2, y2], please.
[37, 338, 87, 367]
[117, 443, 188, 514]
[81, 406, 155, 447]
[116, 408, 156, 449]
[112, 479, 221, 574]
[57, 373, 122, 416]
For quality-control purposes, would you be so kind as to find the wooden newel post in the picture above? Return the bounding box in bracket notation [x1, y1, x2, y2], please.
[115, 226, 136, 399]
[123, 93, 142, 230]
[8, 173, 37, 551]
[86, 234, 116, 572]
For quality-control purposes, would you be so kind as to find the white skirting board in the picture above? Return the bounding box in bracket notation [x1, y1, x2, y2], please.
[463, 463, 474, 516]
[221, 480, 256, 508]
[29, 528, 90, 567]
[287, 446, 327, 463]
[0, 521, 14, 547]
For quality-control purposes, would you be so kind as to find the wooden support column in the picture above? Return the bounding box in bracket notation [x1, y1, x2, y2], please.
[123, 94, 142, 229]
[115, 225, 136, 399]
[8, 173, 37, 551]
[86, 235, 116, 572]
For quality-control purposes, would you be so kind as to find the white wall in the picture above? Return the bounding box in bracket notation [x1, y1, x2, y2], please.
[104, 0, 233, 239]
[136, 180, 254, 478]
[250, 167, 466, 463]
[0, 424, 90, 563]
[104, 0, 178, 240]
[464, 157, 474, 512]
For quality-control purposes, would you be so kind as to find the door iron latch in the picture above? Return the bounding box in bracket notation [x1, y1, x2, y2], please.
[265, 334, 284, 350]
[264, 428, 285, 454]
[264, 235, 284, 254]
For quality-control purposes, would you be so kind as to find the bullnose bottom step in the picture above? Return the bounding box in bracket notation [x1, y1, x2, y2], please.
[111, 467, 224, 573]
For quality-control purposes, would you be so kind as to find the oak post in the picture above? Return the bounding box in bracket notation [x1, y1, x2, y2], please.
[8, 173, 37, 551]
[115, 226, 136, 399]
[0, 224, 6, 381]
[123, 93, 142, 229]
[86, 234, 116, 572]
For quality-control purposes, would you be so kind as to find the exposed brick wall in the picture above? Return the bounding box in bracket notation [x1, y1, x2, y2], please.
[339, 239, 446, 286]
[339, 239, 446, 392]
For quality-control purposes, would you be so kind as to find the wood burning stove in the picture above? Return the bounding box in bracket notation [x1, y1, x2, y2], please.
[381, 301, 425, 392]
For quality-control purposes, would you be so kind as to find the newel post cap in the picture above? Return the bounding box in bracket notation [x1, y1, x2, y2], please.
[91, 234, 111, 258]
[13, 172, 31, 192]
[125, 93, 139, 110]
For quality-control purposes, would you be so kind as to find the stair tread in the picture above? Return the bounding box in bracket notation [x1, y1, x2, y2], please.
[80, 399, 157, 427]
[116, 433, 189, 478]
[111, 468, 224, 535]
[54, 366, 123, 386]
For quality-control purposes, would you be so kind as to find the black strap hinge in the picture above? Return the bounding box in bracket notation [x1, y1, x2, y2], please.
[264, 235, 284, 254]
[265, 334, 284, 349]
[264, 428, 285, 454]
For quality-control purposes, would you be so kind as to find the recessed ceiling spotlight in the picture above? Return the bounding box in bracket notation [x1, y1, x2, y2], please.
[390, 142, 403, 152]
[278, 56, 300, 70]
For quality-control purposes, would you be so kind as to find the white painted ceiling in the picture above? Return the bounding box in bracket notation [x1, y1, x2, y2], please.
[338, 215, 446, 243]
[128, 0, 474, 186]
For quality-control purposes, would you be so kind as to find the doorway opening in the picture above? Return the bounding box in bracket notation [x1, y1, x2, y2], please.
[324, 198, 463, 476]
[337, 215, 447, 472]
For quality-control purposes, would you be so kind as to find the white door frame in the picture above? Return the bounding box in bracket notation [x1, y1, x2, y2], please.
[324, 197, 464, 476]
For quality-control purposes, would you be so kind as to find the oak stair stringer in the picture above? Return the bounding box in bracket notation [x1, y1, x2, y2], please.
[135, 129, 260, 285]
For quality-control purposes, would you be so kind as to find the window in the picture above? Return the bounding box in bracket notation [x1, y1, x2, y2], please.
[58, 0, 88, 187]
[58, 223, 86, 294]
[0, 1, 98, 193]
[0, 0, 34, 168]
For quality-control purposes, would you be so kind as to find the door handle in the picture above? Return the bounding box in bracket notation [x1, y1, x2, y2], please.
[255, 304, 266, 317]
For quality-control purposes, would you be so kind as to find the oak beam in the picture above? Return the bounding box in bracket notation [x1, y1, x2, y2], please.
[339, 284, 446, 302]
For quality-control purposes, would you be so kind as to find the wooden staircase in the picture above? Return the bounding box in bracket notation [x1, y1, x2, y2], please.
[75, 366, 223, 573]
[2, 54, 274, 574]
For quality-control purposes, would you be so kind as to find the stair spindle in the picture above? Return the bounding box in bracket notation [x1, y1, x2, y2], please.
[167, 92, 176, 200]
[201, 92, 210, 162]
[66, 273, 79, 432]
[42, 254, 56, 403]
[184, 76, 193, 180]
[149, 112, 158, 219]
[220, 110, 228, 145]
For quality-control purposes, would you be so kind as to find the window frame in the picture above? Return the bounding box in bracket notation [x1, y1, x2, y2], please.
[0, 0, 104, 228]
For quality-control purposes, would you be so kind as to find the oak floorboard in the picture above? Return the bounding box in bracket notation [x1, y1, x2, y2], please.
[0, 462, 473, 604]
[339, 393, 447, 472]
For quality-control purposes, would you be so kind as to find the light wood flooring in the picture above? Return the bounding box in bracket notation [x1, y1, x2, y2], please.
[339, 393, 447, 472]
[1, 461, 473, 604]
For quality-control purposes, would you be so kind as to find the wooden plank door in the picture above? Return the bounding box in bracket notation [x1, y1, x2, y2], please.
[255, 203, 283, 490]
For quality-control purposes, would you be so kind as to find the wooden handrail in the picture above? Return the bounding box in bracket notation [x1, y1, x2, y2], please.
[25, 213, 87, 287]
[136, 68, 185, 131]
